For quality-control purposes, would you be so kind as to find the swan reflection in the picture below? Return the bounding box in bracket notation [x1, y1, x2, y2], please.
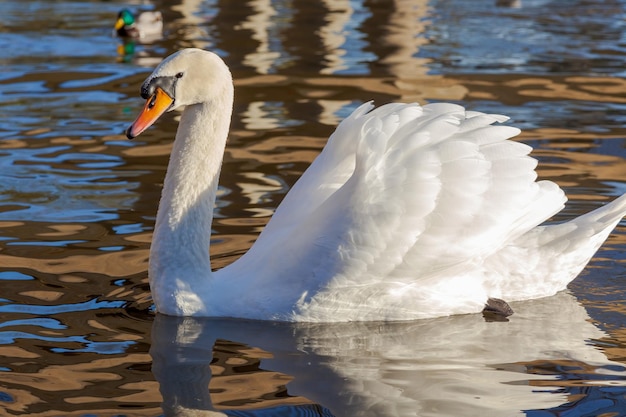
[151, 291, 625, 417]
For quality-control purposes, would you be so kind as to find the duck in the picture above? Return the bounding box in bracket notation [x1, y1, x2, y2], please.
[114, 9, 163, 40]
[125, 48, 626, 322]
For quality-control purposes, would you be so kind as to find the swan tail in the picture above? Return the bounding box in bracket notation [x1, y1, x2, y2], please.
[490, 194, 626, 302]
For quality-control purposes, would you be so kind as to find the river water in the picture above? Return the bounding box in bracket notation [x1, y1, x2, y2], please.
[1, 0, 626, 416]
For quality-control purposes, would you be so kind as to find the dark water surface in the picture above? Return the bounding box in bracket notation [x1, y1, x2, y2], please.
[1, 0, 626, 416]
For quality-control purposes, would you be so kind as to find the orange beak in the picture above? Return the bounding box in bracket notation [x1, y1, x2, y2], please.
[126, 87, 174, 139]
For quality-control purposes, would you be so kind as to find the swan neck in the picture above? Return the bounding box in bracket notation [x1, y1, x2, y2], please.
[151, 92, 233, 278]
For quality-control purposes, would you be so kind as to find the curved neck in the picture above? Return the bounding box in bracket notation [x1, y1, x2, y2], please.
[150, 89, 233, 281]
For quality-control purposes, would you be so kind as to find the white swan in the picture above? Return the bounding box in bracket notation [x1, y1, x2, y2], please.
[126, 48, 626, 322]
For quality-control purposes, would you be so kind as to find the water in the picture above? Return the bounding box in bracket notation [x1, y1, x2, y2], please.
[0, 0, 625, 415]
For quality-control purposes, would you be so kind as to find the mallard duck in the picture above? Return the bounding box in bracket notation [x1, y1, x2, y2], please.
[114, 9, 163, 40]
[125, 48, 626, 322]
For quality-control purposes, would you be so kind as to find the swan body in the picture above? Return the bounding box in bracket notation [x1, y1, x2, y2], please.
[114, 9, 163, 40]
[126, 48, 626, 322]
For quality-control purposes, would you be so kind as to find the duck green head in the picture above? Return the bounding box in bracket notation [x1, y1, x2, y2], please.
[115, 9, 135, 31]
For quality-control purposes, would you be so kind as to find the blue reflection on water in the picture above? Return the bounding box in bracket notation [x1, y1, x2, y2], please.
[0, 330, 133, 355]
[0, 299, 125, 315]
[0, 271, 33, 280]
[421, 0, 626, 76]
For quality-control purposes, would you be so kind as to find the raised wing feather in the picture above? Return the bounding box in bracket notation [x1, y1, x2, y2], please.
[222, 103, 568, 321]
[293, 103, 567, 320]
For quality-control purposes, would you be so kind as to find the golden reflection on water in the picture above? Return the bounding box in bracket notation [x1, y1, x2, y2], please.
[454, 75, 626, 105]
[0, 310, 157, 416]
[209, 340, 313, 410]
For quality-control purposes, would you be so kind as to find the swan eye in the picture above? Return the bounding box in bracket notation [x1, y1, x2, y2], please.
[175, 72, 184, 79]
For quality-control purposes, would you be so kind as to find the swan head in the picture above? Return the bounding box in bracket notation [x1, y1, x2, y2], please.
[126, 48, 232, 139]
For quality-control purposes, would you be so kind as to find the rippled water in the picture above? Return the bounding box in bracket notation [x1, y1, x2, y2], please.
[1, 0, 626, 415]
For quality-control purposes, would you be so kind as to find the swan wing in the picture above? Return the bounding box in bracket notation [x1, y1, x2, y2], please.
[263, 102, 376, 231]
[222, 103, 568, 320]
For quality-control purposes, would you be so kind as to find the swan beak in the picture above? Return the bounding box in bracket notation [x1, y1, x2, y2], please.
[126, 87, 174, 139]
